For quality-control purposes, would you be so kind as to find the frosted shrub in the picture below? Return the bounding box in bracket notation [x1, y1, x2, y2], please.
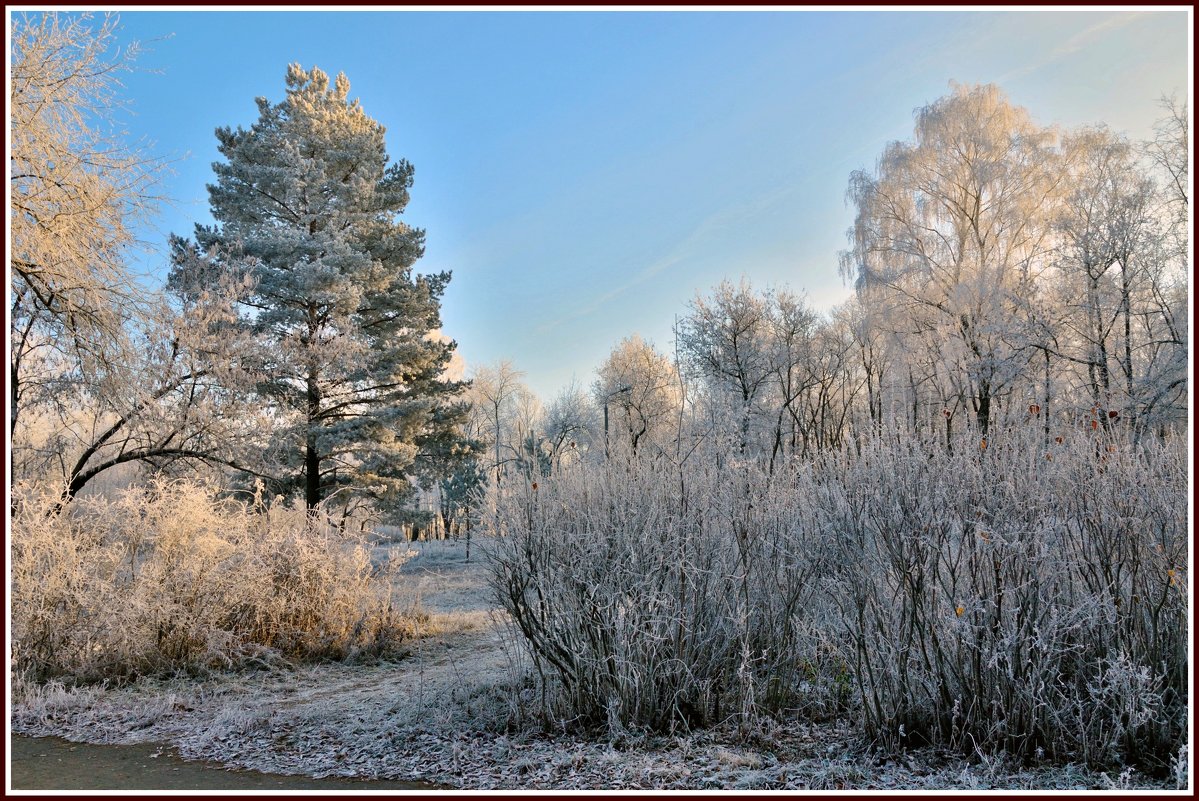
[489, 426, 1187, 772]
[822, 428, 1186, 772]
[11, 480, 412, 682]
[487, 454, 845, 732]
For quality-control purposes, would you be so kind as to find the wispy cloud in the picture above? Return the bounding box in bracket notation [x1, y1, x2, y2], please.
[998, 10, 1150, 84]
[535, 182, 797, 335]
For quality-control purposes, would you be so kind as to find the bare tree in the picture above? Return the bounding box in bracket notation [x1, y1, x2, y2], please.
[542, 380, 598, 469]
[678, 280, 775, 455]
[1144, 95, 1189, 213]
[1050, 128, 1155, 420]
[10, 12, 165, 432]
[9, 14, 278, 509]
[13, 275, 272, 512]
[469, 361, 527, 486]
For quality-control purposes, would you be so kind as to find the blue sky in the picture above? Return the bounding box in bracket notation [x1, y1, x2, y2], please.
[49, 8, 1192, 401]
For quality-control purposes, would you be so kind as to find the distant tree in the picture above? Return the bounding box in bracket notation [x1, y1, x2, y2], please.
[541, 380, 599, 469]
[806, 312, 863, 450]
[438, 455, 486, 559]
[1144, 95, 1189, 214]
[1137, 99, 1189, 430]
[1051, 127, 1157, 422]
[500, 386, 550, 480]
[765, 295, 863, 460]
[469, 361, 528, 486]
[170, 64, 467, 517]
[594, 335, 681, 457]
[678, 280, 775, 454]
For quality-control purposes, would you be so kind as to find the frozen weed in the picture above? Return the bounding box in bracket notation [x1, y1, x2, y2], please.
[1171, 745, 1189, 790]
[11, 479, 415, 682]
[714, 747, 764, 769]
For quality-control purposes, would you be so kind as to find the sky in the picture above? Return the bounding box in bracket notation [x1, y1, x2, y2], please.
[21, 7, 1191, 401]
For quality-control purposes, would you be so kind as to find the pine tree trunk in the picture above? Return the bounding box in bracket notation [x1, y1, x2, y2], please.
[305, 368, 322, 512]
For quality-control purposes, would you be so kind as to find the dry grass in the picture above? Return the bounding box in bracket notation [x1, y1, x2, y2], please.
[10, 667, 1184, 790]
[10, 479, 418, 683]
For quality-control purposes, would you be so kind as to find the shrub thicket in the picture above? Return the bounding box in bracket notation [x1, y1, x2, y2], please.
[488, 453, 844, 733]
[488, 426, 1187, 772]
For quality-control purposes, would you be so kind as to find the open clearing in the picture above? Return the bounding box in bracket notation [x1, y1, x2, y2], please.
[10, 538, 1178, 791]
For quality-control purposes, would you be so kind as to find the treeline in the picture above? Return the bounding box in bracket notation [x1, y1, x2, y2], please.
[449, 84, 1187, 519]
[9, 15, 1187, 530]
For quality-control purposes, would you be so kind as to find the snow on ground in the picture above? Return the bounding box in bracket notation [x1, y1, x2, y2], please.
[10, 538, 1181, 791]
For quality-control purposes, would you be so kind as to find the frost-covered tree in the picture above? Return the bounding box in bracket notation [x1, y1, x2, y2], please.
[1049, 128, 1156, 420]
[171, 65, 467, 515]
[10, 13, 262, 508]
[1145, 96, 1188, 219]
[841, 83, 1063, 435]
[678, 281, 774, 454]
[594, 335, 682, 457]
[839, 84, 1188, 441]
[1136, 98, 1189, 431]
[762, 290, 819, 461]
[541, 380, 599, 468]
[10, 12, 164, 432]
[468, 360, 528, 486]
[32, 284, 268, 512]
[678, 284, 858, 464]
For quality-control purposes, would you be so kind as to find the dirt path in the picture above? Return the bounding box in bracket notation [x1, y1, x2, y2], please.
[11, 540, 525, 787]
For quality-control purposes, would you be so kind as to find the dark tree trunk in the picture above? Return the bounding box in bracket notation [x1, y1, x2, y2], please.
[1043, 348, 1051, 445]
[976, 379, 991, 438]
[305, 370, 322, 512]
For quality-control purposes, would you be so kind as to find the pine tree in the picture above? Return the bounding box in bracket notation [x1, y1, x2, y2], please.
[171, 64, 469, 515]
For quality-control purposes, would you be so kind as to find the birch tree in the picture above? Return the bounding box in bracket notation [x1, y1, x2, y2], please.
[1136, 98, 1189, 431]
[1049, 128, 1149, 419]
[1145, 96, 1189, 217]
[841, 83, 1063, 435]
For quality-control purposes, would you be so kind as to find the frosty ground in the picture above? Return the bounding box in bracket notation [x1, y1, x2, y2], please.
[10, 538, 1177, 791]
